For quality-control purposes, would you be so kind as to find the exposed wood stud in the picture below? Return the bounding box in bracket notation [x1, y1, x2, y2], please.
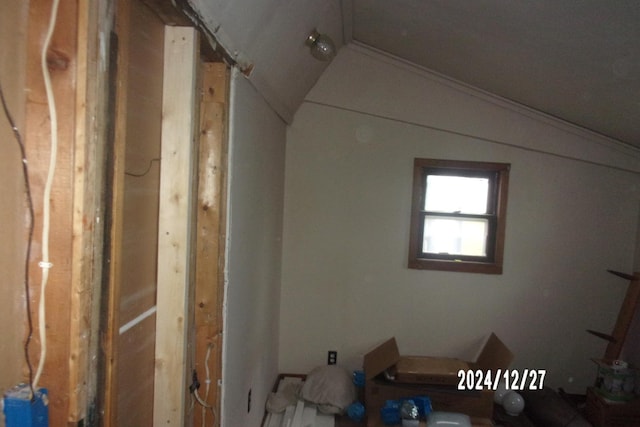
[24, 0, 77, 424]
[153, 25, 199, 427]
[193, 62, 228, 427]
[101, 0, 131, 423]
[68, 0, 110, 421]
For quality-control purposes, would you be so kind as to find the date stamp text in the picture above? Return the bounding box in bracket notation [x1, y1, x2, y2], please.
[457, 369, 546, 391]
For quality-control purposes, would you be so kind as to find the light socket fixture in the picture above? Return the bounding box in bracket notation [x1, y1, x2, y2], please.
[305, 29, 336, 61]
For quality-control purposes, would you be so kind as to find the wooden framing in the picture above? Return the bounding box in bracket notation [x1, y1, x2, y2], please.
[68, 0, 112, 422]
[102, 1, 168, 425]
[586, 271, 640, 360]
[193, 62, 229, 427]
[605, 272, 640, 360]
[11, 0, 227, 425]
[18, 2, 224, 424]
[101, 4, 227, 425]
[21, 0, 111, 425]
[153, 26, 200, 426]
[100, 0, 130, 423]
[24, 1, 77, 425]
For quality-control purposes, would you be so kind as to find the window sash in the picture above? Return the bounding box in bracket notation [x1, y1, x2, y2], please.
[418, 211, 497, 262]
[423, 168, 499, 215]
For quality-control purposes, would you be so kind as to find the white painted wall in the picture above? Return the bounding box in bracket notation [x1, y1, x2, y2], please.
[280, 45, 640, 393]
[223, 69, 286, 426]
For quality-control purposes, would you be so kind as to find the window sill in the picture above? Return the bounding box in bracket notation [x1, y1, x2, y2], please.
[408, 258, 503, 274]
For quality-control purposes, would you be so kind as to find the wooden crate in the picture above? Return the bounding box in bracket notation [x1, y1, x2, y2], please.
[585, 387, 640, 427]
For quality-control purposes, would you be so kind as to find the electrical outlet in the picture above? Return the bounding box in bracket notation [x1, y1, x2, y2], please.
[328, 350, 337, 365]
[247, 388, 252, 413]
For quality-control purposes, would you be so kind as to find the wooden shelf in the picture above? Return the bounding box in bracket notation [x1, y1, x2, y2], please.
[586, 330, 616, 343]
[606, 269, 638, 281]
[589, 270, 640, 360]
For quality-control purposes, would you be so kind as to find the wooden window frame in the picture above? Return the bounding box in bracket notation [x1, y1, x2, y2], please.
[408, 158, 510, 274]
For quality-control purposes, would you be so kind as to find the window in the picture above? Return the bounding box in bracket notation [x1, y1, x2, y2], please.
[408, 158, 510, 274]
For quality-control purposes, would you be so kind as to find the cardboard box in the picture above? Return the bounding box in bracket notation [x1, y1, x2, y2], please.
[363, 333, 513, 426]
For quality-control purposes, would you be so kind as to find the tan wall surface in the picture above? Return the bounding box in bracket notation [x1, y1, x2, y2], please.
[0, 2, 29, 426]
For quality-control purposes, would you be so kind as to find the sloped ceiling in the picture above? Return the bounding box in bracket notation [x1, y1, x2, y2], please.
[188, 0, 640, 148]
[186, 0, 345, 123]
[350, 0, 640, 148]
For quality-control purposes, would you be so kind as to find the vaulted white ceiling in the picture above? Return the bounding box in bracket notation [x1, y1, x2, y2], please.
[350, 0, 640, 148]
[188, 0, 640, 148]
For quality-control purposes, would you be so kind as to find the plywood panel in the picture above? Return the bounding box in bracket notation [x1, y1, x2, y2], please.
[119, 0, 164, 326]
[102, 0, 166, 425]
[153, 26, 199, 427]
[117, 314, 157, 427]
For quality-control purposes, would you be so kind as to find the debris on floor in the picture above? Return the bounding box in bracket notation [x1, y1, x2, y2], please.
[263, 375, 335, 427]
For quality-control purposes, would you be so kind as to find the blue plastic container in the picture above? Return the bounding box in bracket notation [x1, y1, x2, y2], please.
[381, 400, 401, 425]
[347, 401, 365, 422]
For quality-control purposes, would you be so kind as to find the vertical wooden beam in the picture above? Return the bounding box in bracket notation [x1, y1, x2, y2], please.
[193, 62, 228, 427]
[101, 0, 130, 423]
[154, 26, 199, 426]
[605, 273, 640, 360]
[68, 0, 111, 422]
[24, 0, 77, 425]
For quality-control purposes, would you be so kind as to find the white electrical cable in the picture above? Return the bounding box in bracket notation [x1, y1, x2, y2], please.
[194, 343, 217, 427]
[32, 0, 61, 393]
[203, 344, 212, 427]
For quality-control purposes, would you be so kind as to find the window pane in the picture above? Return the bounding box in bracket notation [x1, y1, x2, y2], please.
[422, 216, 488, 256]
[424, 175, 489, 214]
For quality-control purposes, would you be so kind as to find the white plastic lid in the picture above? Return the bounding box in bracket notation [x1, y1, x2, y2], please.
[426, 411, 472, 427]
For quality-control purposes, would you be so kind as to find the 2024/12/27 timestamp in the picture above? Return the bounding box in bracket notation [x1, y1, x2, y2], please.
[457, 369, 546, 391]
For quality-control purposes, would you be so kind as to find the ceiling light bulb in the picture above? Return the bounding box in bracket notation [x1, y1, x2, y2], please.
[306, 29, 336, 61]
